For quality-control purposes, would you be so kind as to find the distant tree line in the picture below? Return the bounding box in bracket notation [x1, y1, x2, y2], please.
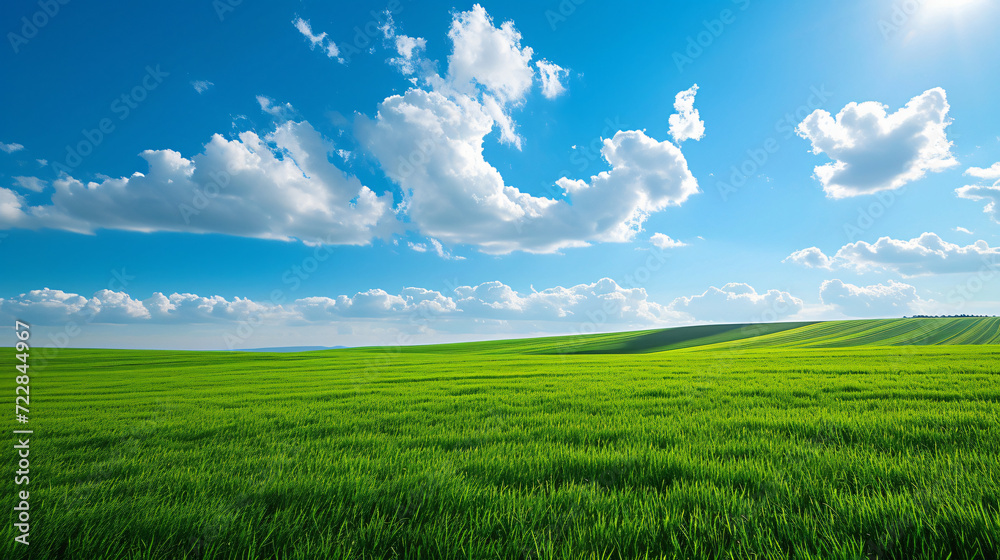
[904, 314, 998, 318]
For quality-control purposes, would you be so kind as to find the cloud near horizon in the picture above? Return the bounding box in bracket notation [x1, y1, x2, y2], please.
[0, 279, 824, 331]
[786, 232, 1000, 277]
[820, 279, 921, 317]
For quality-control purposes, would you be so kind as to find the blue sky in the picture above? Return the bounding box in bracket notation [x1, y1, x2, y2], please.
[2, 0, 1000, 349]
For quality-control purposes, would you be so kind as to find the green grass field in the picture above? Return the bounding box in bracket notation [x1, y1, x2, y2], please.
[4, 318, 1000, 559]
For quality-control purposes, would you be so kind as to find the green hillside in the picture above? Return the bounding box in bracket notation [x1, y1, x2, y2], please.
[691, 317, 1000, 351]
[379, 317, 1000, 356]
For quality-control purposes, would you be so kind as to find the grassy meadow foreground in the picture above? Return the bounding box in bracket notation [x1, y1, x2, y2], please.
[4, 318, 1000, 559]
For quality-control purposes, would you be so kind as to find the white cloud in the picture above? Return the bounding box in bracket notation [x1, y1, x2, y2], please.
[256, 95, 296, 120]
[796, 88, 957, 198]
[669, 283, 804, 323]
[954, 226, 974, 235]
[536, 60, 568, 99]
[12, 176, 47, 193]
[142, 292, 286, 324]
[820, 279, 920, 318]
[792, 233, 1000, 277]
[0, 121, 395, 245]
[0, 142, 24, 153]
[446, 4, 534, 105]
[0, 188, 28, 225]
[390, 35, 427, 75]
[0, 288, 150, 325]
[668, 84, 705, 143]
[408, 238, 465, 260]
[293, 18, 344, 63]
[837, 233, 1000, 276]
[454, 278, 678, 324]
[379, 11, 428, 77]
[650, 233, 687, 249]
[957, 163, 1000, 223]
[191, 80, 214, 94]
[356, 5, 697, 253]
[0, 278, 682, 329]
[966, 162, 1000, 180]
[358, 88, 698, 253]
[2, 6, 695, 256]
[782, 247, 833, 270]
[957, 184, 1000, 223]
[295, 287, 456, 321]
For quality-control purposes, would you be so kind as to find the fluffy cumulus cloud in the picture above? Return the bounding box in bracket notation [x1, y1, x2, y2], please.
[0, 121, 395, 245]
[2, 5, 699, 256]
[650, 233, 686, 249]
[0, 288, 150, 325]
[357, 4, 700, 254]
[668, 283, 803, 323]
[446, 5, 535, 105]
[360, 92, 697, 253]
[958, 163, 1000, 223]
[668, 84, 705, 143]
[783, 247, 833, 270]
[0, 278, 682, 329]
[966, 163, 1000, 180]
[796, 88, 957, 198]
[295, 287, 457, 321]
[0, 142, 25, 153]
[836, 233, 1000, 276]
[786, 233, 1000, 276]
[820, 279, 920, 318]
[453, 278, 678, 324]
[536, 60, 568, 99]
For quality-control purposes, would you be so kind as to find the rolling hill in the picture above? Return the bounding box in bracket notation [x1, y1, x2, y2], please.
[380, 317, 1000, 356]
